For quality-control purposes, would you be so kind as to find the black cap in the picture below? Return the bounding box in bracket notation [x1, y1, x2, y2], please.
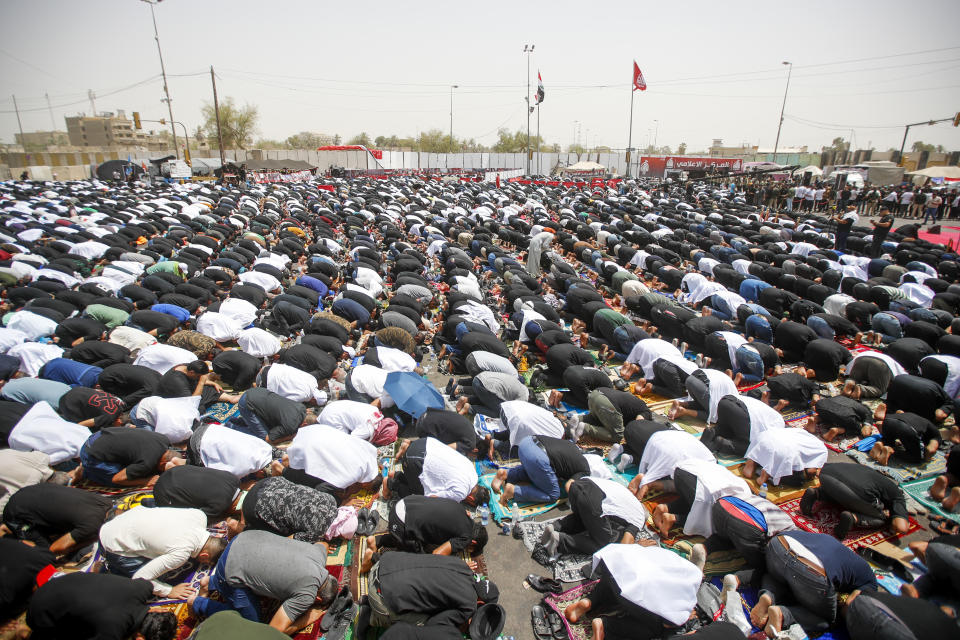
[472, 578, 499, 604]
[469, 603, 506, 640]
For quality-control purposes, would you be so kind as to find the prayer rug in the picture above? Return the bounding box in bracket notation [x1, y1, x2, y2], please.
[542, 580, 599, 640]
[327, 539, 353, 566]
[478, 472, 563, 523]
[344, 486, 380, 510]
[71, 479, 144, 497]
[726, 464, 814, 505]
[844, 448, 947, 483]
[665, 539, 747, 577]
[901, 476, 960, 524]
[201, 400, 239, 424]
[671, 420, 747, 467]
[778, 497, 922, 549]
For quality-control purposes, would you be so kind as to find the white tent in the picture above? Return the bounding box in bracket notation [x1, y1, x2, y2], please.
[792, 165, 823, 176]
[562, 161, 606, 173]
[906, 165, 960, 179]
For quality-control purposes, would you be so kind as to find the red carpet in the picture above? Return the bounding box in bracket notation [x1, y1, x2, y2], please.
[917, 225, 960, 247]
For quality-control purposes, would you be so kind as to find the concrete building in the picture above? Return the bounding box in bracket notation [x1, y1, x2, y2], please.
[65, 110, 166, 149]
[15, 131, 70, 150]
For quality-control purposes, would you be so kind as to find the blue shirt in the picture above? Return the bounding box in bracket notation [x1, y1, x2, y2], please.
[39, 357, 103, 388]
[151, 303, 191, 324]
[331, 298, 370, 327]
[0, 377, 70, 408]
[296, 275, 329, 297]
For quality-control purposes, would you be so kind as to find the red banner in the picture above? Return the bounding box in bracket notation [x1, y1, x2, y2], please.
[639, 156, 742, 178]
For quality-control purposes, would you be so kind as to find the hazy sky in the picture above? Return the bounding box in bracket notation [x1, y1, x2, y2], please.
[2, 0, 960, 154]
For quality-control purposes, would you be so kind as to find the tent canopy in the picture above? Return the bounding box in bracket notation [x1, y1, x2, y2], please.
[243, 158, 317, 171]
[792, 165, 823, 176]
[906, 165, 960, 179]
[562, 161, 606, 173]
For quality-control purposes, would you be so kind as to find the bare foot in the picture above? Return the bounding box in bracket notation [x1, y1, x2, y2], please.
[592, 618, 604, 640]
[943, 487, 960, 512]
[773, 398, 789, 412]
[900, 583, 919, 598]
[499, 483, 515, 506]
[870, 442, 894, 465]
[742, 459, 756, 478]
[764, 605, 784, 639]
[750, 593, 773, 628]
[360, 548, 375, 574]
[822, 427, 841, 442]
[564, 598, 592, 623]
[548, 389, 564, 408]
[652, 504, 676, 538]
[491, 469, 508, 493]
[873, 403, 887, 422]
[667, 400, 680, 421]
[639, 382, 652, 395]
[931, 475, 949, 501]
[457, 401, 471, 416]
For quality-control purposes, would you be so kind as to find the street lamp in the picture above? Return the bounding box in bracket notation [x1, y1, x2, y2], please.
[653, 119, 659, 150]
[140, 0, 178, 158]
[772, 61, 793, 163]
[523, 44, 535, 175]
[449, 85, 458, 151]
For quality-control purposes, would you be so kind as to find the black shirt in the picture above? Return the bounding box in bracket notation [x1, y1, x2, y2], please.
[57, 387, 123, 431]
[820, 463, 907, 520]
[211, 350, 260, 391]
[243, 387, 306, 441]
[96, 364, 161, 407]
[594, 388, 652, 421]
[84, 427, 170, 480]
[399, 495, 475, 553]
[414, 408, 477, 457]
[68, 340, 131, 368]
[0, 538, 55, 620]
[277, 344, 337, 380]
[2, 484, 111, 544]
[26, 573, 153, 640]
[127, 309, 179, 334]
[537, 436, 590, 483]
[153, 464, 239, 517]
[545, 343, 594, 375]
[774, 321, 818, 360]
[857, 591, 959, 638]
[376, 552, 478, 628]
[886, 374, 951, 422]
[0, 401, 31, 447]
[802, 338, 852, 381]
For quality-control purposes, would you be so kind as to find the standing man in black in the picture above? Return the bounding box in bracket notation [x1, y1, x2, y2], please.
[870, 206, 894, 258]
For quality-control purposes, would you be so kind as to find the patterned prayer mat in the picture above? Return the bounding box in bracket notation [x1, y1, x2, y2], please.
[901, 477, 960, 524]
[727, 464, 815, 505]
[542, 580, 599, 640]
[845, 447, 947, 483]
[478, 472, 564, 523]
[779, 497, 922, 549]
[201, 400, 240, 424]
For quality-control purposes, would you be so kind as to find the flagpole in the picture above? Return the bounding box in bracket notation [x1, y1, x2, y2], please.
[627, 82, 635, 178]
[536, 103, 541, 176]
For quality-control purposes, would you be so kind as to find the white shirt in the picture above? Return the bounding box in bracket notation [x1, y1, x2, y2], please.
[286, 424, 379, 488]
[135, 395, 202, 443]
[196, 311, 244, 342]
[637, 430, 715, 487]
[266, 363, 321, 403]
[220, 297, 259, 327]
[9, 401, 90, 464]
[239, 270, 281, 293]
[237, 327, 281, 357]
[6, 310, 58, 340]
[317, 400, 384, 441]
[592, 545, 701, 626]
[499, 400, 565, 447]
[419, 437, 478, 502]
[198, 424, 273, 477]
[584, 476, 648, 529]
[369, 347, 417, 372]
[349, 364, 393, 407]
[746, 428, 828, 485]
[699, 368, 739, 424]
[68, 240, 110, 259]
[133, 343, 197, 374]
[0, 327, 28, 354]
[98, 506, 209, 596]
[675, 458, 751, 537]
[8, 342, 63, 377]
[109, 325, 157, 355]
[626, 339, 682, 379]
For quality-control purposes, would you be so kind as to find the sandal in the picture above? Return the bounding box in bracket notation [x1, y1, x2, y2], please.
[546, 608, 569, 640]
[531, 605, 553, 640]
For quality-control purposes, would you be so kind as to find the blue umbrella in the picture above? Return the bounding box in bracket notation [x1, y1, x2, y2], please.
[383, 371, 444, 418]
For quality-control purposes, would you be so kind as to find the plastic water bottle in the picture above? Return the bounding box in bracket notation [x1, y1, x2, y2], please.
[759, 482, 768, 499]
[511, 502, 521, 525]
[478, 504, 490, 526]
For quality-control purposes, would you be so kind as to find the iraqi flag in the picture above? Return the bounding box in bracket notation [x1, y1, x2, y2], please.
[633, 61, 647, 91]
[535, 71, 545, 104]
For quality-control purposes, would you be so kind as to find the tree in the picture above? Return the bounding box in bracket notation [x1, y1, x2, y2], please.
[193, 125, 205, 144]
[286, 131, 324, 149]
[677, 142, 687, 155]
[911, 141, 945, 153]
[200, 97, 258, 149]
[348, 132, 372, 147]
[492, 128, 542, 153]
[255, 139, 286, 150]
[333, 134, 342, 144]
[567, 143, 586, 154]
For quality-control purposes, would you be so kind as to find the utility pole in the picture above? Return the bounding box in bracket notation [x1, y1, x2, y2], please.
[523, 44, 535, 175]
[627, 80, 635, 177]
[536, 103, 541, 176]
[45, 93, 56, 130]
[12, 95, 25, 149]
[141, 0, 178, 158]
[772, 61, 793, 163]
[210, 66, 226, 168]
[88, 89, 97, 115]
[897, 117, 954, 165]
[449, 84, 458, 151]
